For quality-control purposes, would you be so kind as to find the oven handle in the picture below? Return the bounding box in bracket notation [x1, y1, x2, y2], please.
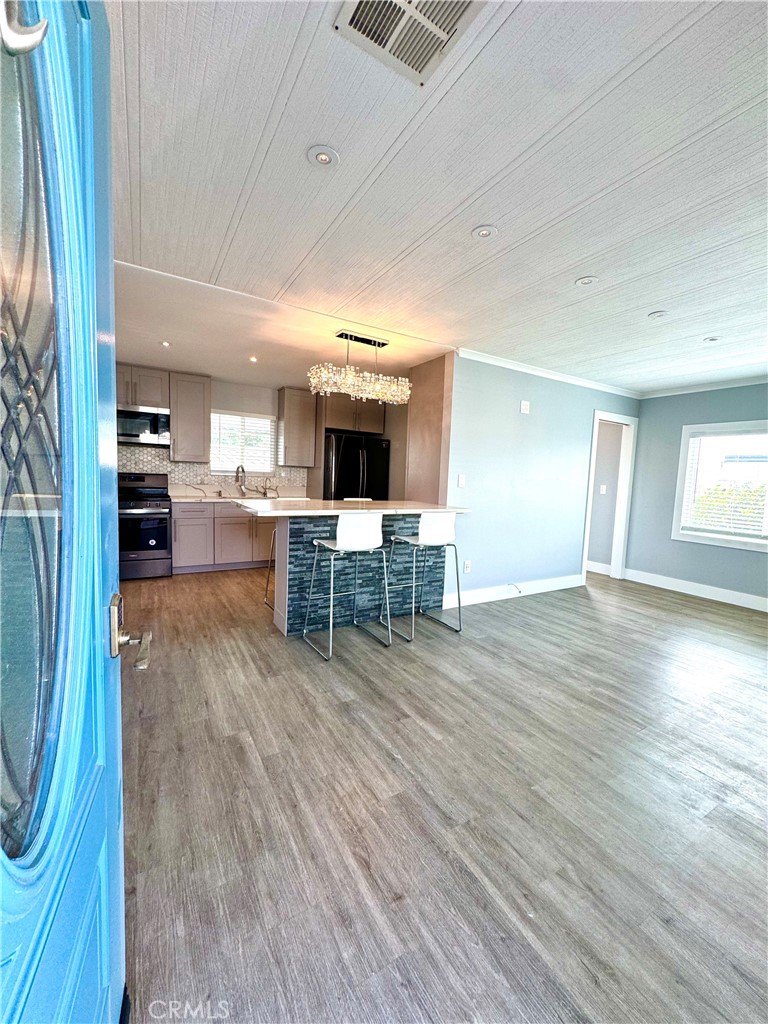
[118, 508, 171, 516]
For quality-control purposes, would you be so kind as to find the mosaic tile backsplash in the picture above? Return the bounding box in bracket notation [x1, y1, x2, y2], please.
[117, 445, 307, 491]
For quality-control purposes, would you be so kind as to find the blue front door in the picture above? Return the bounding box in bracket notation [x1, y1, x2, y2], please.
[1, 2, 125, 1021]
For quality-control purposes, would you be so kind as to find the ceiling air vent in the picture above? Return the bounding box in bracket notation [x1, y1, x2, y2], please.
[335, 0, 479, 85]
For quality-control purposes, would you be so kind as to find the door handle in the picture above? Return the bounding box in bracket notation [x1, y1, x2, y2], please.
[109, 593, 152, 670]
[0, 1, 47, 55]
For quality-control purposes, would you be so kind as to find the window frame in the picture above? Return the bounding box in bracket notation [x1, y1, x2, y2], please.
[209, 409, 277, 475]
[671, 420, 768, 552]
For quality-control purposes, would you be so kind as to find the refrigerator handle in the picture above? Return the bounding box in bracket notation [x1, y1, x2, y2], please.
[358, 450, 363, 498]
[362, 449, 367, 498]
[329, 434, 337, 500]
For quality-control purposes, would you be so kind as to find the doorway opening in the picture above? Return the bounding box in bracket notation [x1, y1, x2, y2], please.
[582, 410, 638, 580]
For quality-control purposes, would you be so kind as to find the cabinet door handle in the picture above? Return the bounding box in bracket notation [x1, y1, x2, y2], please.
[132, 380, 138, 405]
[0, 1, 47, 55]
[173, 519, 177, 542]
[170, 438, 175, 461]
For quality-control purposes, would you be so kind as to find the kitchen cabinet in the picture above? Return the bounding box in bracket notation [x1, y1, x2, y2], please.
[172, 513, 214, 568]
[116, 362, 170, 408]
[356, 400, 385, 434]
[253, 517, 277, 562]
[277, 388, 316, 467]
[323, 393, 385, 433]
[214, 517, 253, 564]
[170, 372, 211, 463]
[172, 502, 276, 571]
[324, 393, 357, 431]
[116, 363, 133, 407]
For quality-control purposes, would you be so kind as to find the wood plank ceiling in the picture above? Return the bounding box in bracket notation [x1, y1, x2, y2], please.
[107, 0, 767, 394]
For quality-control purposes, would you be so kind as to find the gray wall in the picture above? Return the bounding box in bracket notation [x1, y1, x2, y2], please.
[587, 421, 623, 566]
[626, 383, 768, 597]
[445, 357, 638, 595]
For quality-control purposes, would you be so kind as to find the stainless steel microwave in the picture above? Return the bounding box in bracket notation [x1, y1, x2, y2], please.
[116, 406, 171, 447]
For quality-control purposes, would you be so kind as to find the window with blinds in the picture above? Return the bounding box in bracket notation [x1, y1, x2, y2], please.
[672, 421, 768, 551]
[209, 412, 276, 474]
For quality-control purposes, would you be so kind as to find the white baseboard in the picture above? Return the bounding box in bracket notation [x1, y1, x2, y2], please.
[443, 574, 584, 609]
[624, 569, 768, 613]
[586, 561, 611, 575]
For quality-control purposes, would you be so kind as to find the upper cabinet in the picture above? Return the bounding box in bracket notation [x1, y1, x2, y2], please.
[169, 372, 211, 463]
[116, 362, 170, 408]
[115, 363, 133, 407]
[277, 387, 316, 467]
[324, 393, 385, 434]
[357, 400, 386, 435]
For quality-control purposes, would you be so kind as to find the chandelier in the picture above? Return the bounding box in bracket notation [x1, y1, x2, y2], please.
[307, 333, 412, 405]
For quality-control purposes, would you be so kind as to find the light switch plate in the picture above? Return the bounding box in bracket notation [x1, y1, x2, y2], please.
[457, 473, 466, 488]
[520, 400, 530, 414]
[600, 484, 607, 495]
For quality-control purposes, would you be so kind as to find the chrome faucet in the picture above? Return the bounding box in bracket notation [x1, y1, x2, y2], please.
[234, 465, 246, 496]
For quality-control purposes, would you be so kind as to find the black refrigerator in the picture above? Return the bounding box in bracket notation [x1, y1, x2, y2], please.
[324, 432, 390, 500]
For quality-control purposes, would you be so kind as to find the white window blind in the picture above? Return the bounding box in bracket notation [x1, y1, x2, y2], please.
[673, 422, 767, 551]
[209, 412, 275, 474]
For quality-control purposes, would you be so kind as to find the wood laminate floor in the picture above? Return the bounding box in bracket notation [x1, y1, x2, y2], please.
[120, 571, 768, 1024]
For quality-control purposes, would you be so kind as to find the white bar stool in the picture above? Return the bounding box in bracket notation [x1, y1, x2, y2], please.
[303, 513, 392, 661]
[385, 512, 462, 641]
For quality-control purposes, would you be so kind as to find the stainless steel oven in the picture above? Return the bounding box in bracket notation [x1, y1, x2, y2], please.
[118, 473, 172, 579]
[116, 406, 170, 447]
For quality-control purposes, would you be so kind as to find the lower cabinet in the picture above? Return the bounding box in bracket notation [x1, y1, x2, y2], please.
[214, 517, 253, 564]
[172, 502, 276, 572]
[254, 519, 276, 562]
[173, 516, 214, 568]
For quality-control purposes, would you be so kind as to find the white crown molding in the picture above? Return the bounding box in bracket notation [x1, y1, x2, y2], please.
[457, 349, 642, 399]
[640, 377, 768, 399]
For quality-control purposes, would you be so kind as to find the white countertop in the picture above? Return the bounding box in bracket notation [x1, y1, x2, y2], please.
[231, 499, 468, 518]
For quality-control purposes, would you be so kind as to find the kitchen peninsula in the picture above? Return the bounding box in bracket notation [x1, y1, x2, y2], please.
[233, 499, 467, 636]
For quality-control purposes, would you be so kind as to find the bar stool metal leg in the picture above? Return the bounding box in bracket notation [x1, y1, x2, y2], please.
[355, 550, 392, 647]
[383, 539, 420, 642]
[421, 542, 462, 633]
[264, 528, 276, 609]
[303, 545, 336, 661]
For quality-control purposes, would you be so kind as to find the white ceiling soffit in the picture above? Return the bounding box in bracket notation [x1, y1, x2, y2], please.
[113, 262, 453, 390]
[335, 0, 480, 85]
[107, 1, 768, 395]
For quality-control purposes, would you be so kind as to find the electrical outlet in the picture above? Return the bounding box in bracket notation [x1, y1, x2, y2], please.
[520, 400, 530, 414]
[463, 560, 471, 574]
[457, 473, 466, 488]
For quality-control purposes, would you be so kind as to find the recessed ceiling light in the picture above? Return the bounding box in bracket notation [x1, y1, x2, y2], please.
[471, 224, 498, 240]
[160, 340, 171, 348]
[248, 356, 258, 364]
[307, 145, 340, 167]
[575, 276, 597, 286]
[702, 336, 720, 343]
[648, 310, 668, 320]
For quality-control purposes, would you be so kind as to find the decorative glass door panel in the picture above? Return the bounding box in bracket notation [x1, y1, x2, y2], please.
[0, 29, 62, 860]
[0, 3, 124, 1021]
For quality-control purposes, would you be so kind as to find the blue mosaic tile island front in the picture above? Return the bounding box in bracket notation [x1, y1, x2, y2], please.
[286, 515, 446, 635]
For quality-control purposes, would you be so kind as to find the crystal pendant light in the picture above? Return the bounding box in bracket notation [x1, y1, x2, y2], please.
[308, 336, 411, 405]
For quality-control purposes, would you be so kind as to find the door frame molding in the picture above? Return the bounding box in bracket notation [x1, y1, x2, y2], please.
[581, 410, 639, 582]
